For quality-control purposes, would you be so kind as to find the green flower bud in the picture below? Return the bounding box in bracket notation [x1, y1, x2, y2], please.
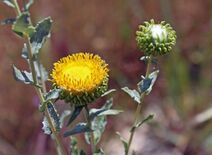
[136, 19, 176, 56]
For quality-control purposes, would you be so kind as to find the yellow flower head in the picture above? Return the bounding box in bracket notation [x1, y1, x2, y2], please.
[51, 52, 109, 106]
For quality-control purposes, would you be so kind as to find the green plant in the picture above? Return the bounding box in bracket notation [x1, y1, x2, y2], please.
[1, 1, 177, 155]
[120, 19, 176, 155]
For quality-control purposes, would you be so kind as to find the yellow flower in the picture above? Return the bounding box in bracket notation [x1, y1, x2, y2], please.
[51, 52, 109, 106]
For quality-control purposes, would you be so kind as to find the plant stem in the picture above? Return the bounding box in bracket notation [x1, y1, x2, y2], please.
[13, 0, 21, 15]
[84, 105, 96, 154]
[125, 56, 152, 155]
[12, 1, 67, 155]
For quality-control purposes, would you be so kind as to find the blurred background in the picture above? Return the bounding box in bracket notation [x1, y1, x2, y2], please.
[0, 0, 211, 155]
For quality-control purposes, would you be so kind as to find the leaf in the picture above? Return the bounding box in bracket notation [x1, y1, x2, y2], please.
[140, 56, 150, 61]
[138, 78, 152, 92]
[47, 103, 60, 132]
[1, 0, 15, 8]
[21, 43, 28, 59]
[45, 88, 62, 101]
[94, 148, 105, 155]
[60, 110, 71, 128]
[102, 98, 113, 109]
[30, 17, 52, 54]
[12, 12, 35, 37]
[116, 132, 128, 154]
[70, 136, 79, 155]
[24, 0, 34, 10]
[122, 87, 141, 104]
[101, 89, 116, 97]
[85, 115, 107, 145]
[89, 108, 108, 120]
[138, 70, 159, 95]
[135, 114, 154, 128]
[140, 56, 157, 65]
[98, 109, 123, 116]
[89, 98, 121, 120]
[66, 106, 83, 126]
[39, 89, 60, 112]
[1, 18, 16, 25]
[93, 116, 107, 144]
[12, 65, 33, 84]
[34, 61, 49, 81]
[86, 98, 121, 145]
[64, 123, 92, 137]
[42, 116, 51, 135]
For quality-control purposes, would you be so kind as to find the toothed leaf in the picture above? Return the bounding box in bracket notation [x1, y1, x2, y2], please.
[122, 87, 141, 103]
[47, 103, 60, 132]
[138, 70, 159, 95]
[30, 17, 52, 54]
[12, 12, 35, 37]
[66, 106, 83, 126]
[12, 65, 33, 84]
[42, 117, 51, 135]
[64, 123, 92, 137]
[1, 18, 16, 25]
[1, 0, 15, 8]
[45, 88, 62, 101]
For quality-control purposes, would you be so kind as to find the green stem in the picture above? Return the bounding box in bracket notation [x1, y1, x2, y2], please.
[125, 56, 152, 155]
[12, 1, 67, 155]
[12, 0, 21, 15]
[84, 106, 96, 154]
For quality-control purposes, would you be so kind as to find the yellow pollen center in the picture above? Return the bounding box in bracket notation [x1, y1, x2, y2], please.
[51, 52, 109, 94]
[64, 65, 91, 80]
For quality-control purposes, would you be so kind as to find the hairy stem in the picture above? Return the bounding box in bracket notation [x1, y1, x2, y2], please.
[12, 1, 66, 155]
[126, 56, 152, 155]
[84, 106, 96, 154]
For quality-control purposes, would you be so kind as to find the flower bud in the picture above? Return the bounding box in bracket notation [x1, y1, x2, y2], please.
[136, 19, 176, 56]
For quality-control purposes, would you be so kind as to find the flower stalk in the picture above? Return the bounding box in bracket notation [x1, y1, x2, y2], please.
[12, 0, 67, 154]
[125, 56, 152, 155]
[84, 105, 96, 154]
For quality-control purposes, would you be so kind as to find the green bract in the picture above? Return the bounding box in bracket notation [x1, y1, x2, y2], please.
[58, 78, 108, 107]
[136, 19, 176, 56]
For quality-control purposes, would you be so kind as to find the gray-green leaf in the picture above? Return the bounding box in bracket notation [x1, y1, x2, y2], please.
[12, 65, 33, 84]
[64, 123, 92, 137]
[122, 87, 141, 104]
[47, 103, 60, 132]
[25, 0, 34, 10]
[30, 17, 52, 54]
[85, 98, 119, 145]
[42, 116, 51, 135]
[1, 18, 16, 25]
[101, 89, 116, 97]
[97, 109, 123, 116]
[138, 70, 159, 95]
[12, 12, 35, 37]
[34, 61, 49, 81]
[94, 148, 105, 155]
[1, 0, 15, 8]
[45, 88, 61, 101]
[70, 136, 79, 155]
[66, 106, 83, 126]
[60, 110, 71, 128]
